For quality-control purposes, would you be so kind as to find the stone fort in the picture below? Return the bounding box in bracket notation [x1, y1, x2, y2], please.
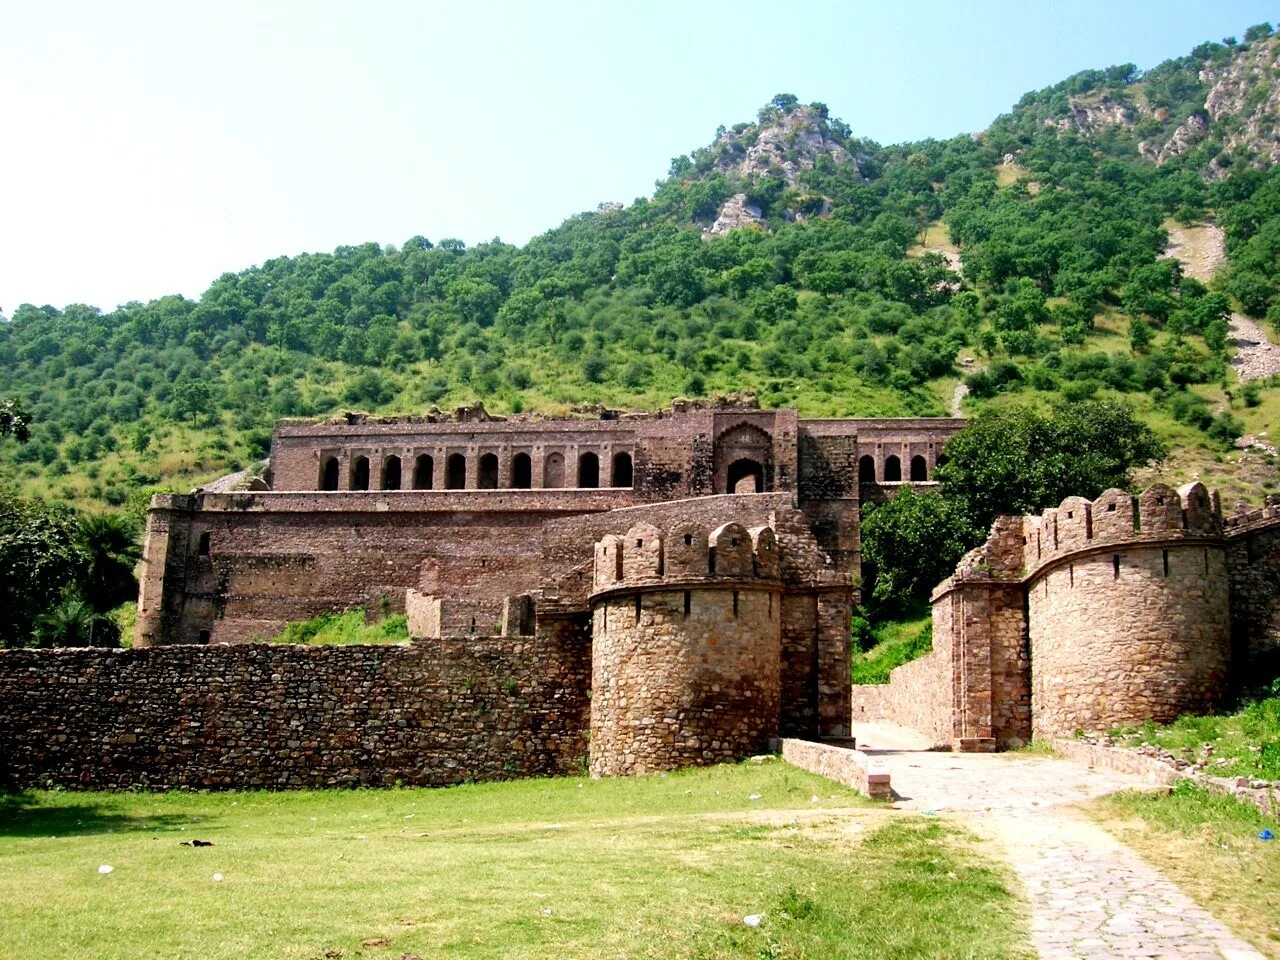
[0, 398, 1277, 791]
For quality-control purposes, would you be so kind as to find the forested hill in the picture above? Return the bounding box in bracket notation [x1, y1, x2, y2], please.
[4, 23, 1280, 512]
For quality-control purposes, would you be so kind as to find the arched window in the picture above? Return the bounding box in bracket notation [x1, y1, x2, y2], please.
[352, 456, 370, 491]
[445, 453, 466, 490]
[511, 452, 532, 488]
[727, 458, 764, 494]
[858, 455, 876, 484]
[544, 452, 565, 488]
[578, 452, 600, 488]
[383, 455, 402, 490]
[478, 453, 499, 489]
[883, 455, 901, 482]
[413, 454, 434, 490]
[910, 455, 928, 481]
[612, 451, 633, 488]
[320, 456, 340, 490]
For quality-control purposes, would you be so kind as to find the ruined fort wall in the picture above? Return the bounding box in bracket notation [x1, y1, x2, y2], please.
[0, 635, 590, 791]
[137, 491, 631, 646]
[1226, 502, 1280, 682]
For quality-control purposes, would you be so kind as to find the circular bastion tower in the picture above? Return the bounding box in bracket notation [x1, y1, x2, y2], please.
[1026, 482, 1232, 738]
[588, 520, 783, 776]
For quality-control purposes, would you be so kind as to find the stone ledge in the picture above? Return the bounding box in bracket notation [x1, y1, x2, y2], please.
[780, 738, 891, 800]
[1051, 738, 1278, 819]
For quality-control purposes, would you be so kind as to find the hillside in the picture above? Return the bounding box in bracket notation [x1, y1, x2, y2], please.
[3, 27, 1280, 512]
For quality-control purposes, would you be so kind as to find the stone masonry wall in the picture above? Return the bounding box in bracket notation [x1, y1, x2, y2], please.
[0, 637, 590, 790]
[1226, 501, 1280, 683]
[590, 588, 782, 776]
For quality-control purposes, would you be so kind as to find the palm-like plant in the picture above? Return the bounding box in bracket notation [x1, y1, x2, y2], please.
[76, 512, 141, 613]
[33, 594, 120, 648]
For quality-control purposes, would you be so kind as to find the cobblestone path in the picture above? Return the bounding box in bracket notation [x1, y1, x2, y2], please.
[852, 723, 1268, 960]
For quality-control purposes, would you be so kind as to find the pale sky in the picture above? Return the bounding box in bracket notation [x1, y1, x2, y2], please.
[2, 0, 1274, 313]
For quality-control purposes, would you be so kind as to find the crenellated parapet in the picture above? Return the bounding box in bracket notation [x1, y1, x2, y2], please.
[1019, 482, 1224, 580]
[590, 520, 783, 597]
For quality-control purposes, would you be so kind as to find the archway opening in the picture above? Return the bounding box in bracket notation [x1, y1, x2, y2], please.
[612, 451, 633, 488]
[320, 456, 340, 490]
[883, 455, 902, 482]
[383, 455, 402, 490]
[578, 452, 600, 488]
[352, 456, 370, 491]
[511, 452, 532, 489]
[910, 455, 928, 481]
[478, 453, 499, 489]
[544, 452, 565, 488]
[858, 455, 876, 484]
[727, 458, 764, 494]
[413, 454, 434, 489]
[445, 453, 466, 489]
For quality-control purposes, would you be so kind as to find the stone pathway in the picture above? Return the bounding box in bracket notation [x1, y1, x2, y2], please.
[852, 723, 1268, 960]
[1229, 312, 1280, 382]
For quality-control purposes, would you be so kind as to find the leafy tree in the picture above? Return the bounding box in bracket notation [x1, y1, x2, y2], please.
[861, 489, 979, 612]
[1, 397, 30, 442]
[936, 401, 1167, 531]
[77, 512, 141, 613]
[0, 493, 84, 648]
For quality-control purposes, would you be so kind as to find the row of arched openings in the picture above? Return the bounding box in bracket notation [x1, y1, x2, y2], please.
[320, 451, 633, 491]
[857, 454, 931, 484]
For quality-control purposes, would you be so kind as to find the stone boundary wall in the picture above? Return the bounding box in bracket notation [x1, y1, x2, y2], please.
[849, 649, 952, 747]
[1051, 739, 1277, 820]
[780, 739, 891, 800]
[0, 638, 589, 790]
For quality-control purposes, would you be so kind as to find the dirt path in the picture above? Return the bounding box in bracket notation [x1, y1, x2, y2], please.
[853, 723, 1267, 959]
[1165, 222, 1280, 381]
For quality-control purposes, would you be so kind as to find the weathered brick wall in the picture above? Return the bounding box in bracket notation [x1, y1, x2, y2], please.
[0, 637, 590, 790]
[1029, 544, 1231, 737]
[136, 490, 631, 646]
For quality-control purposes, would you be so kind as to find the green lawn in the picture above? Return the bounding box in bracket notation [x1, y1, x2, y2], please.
[0, 763, 1032, 959]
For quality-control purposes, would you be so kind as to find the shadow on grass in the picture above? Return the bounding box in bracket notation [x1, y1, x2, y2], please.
[0, 792, 209, 838]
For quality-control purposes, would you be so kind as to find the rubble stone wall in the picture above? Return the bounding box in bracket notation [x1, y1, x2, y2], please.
[0, 637, 590, 790]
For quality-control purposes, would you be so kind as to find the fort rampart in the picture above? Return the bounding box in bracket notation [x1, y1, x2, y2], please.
[852, 485, 1280, 749]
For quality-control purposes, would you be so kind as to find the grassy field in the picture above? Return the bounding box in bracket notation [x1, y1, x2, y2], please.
[0, 763, 1033, 960]
[1088, 783, 1280, 957]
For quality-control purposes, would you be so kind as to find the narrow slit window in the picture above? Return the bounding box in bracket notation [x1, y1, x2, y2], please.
[683, 591, 691, 619]
[1069, 564, 1074, 588]
[1162, 549, 1170, 577]
[197, 531, 211, 556]
[732, 590, 739, 618]
[634, 594, 642, 624]
[1113, 555, 1121, 580]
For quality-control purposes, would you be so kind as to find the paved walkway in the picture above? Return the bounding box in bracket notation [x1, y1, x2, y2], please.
[852, 723, 1268, 960]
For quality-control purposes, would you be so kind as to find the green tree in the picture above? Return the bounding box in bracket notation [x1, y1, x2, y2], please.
[33, 593, 121, 648]
[1, 397, 31, 442]
[77, 512, 141, 613]
[936, 401, 1167, 531]
[861, 489, 979, 612]
[0, 493, 84, 648]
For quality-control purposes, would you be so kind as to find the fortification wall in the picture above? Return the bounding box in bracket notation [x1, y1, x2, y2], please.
[588, 522, 783, 776]
[136, 490, 630, 646]
[1226, 500, 1280, 682]
[0, 635, 590, 790]
[1024, 484, 1231, 737]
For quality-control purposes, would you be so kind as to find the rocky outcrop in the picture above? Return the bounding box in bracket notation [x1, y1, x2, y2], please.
[1048, 94, 1135, 133]
[706, 193, 764, 235]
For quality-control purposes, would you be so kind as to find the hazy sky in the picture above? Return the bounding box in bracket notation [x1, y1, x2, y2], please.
[3, 0, 1275, 312]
